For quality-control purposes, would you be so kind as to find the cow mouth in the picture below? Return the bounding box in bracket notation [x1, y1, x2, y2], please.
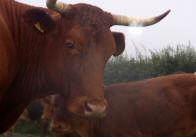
[67, 106, 107, 119]
[52, 128, 73, 134]
[65, 95, 108, 118]
[84, 110, 107, 118]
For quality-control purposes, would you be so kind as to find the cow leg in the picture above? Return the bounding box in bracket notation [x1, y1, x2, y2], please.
[40, 120, 49, 137]
[9, 128, 14, 137]
[6, 128, 14, 137]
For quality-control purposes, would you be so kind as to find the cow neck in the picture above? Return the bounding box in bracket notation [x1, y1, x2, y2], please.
[0, 0, 56, 133]
[3, 1, 55, 100]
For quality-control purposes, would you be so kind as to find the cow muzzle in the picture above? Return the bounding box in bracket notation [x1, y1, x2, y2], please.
[84, 102, 107, 117]
[83, 98, 107, 118]
[66, 97, 107, 118]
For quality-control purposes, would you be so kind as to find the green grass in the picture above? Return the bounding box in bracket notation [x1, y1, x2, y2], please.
[0, 121, 51, 137]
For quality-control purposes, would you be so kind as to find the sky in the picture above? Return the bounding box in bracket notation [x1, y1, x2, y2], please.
[16, 0, 196, 56]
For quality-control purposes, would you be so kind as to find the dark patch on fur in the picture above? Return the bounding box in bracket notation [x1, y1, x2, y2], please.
[27, 100, 43, 121]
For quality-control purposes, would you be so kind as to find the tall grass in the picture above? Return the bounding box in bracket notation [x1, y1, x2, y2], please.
[104, 44, 196, 85]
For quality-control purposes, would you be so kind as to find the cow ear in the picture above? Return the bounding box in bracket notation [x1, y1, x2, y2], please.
[23, 9, 56, 34]
[112, 32, 125, 56]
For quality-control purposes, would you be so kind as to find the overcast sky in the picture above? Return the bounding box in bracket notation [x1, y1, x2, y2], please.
[16, 0, 196, 56]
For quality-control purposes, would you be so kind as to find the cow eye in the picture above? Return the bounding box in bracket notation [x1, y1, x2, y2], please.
[65, 42, 74, 49]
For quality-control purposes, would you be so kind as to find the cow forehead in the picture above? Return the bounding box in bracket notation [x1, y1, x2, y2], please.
[62, 4, 113, 28]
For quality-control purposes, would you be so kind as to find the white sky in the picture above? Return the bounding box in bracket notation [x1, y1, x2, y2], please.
[16, 0, 196, 56]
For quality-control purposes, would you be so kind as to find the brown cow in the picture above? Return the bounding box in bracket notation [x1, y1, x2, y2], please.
[0, 0, 170, 132]
[51, 73, 196, 137]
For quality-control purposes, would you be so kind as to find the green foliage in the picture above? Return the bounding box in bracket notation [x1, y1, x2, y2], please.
[104, 44, 196, 85]
[149, 44, 196, 76]
[14, 121, 42, 135]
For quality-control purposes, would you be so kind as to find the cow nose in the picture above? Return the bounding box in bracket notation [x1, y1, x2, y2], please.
[84, 99, 107, 117]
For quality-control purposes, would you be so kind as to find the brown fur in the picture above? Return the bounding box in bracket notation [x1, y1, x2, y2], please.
[51, 74, 196, 137]
[0, 0, 125, 133]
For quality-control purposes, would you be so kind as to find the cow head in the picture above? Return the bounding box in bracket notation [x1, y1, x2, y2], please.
[23, 0, 170, 118]
[50, 95, 81, 135]
[50, 95, 89, 137]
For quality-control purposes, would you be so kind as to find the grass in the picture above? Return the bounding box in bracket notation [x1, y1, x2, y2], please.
[0, 121, 51, 137]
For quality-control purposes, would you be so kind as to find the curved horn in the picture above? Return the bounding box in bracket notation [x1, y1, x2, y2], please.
[112, 10, 170, 27]
[46, 0, 70, 13]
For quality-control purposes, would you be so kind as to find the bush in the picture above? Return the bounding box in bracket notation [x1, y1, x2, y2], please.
[103, 44, 196, 85]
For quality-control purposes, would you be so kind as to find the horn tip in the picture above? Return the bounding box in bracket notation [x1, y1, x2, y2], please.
[163, 9, 171, 17]
[166, 9, 171, 15]
[157, 9, 171, 22]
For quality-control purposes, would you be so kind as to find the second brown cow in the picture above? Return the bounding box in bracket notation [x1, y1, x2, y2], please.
[51, 73, 196, 137]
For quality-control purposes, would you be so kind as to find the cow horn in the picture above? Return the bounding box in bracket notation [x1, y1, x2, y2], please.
[46, 0, 70, 13]
[112, 10, 170, 26]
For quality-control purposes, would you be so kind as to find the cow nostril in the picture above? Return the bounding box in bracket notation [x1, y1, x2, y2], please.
[84, 101, 93, 112]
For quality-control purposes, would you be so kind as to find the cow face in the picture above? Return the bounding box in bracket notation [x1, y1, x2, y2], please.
[50, 95, 74, 134]
[50, 110, 74, 134]
[50, 96, 89, 137]
[23, 4, 125, 118]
